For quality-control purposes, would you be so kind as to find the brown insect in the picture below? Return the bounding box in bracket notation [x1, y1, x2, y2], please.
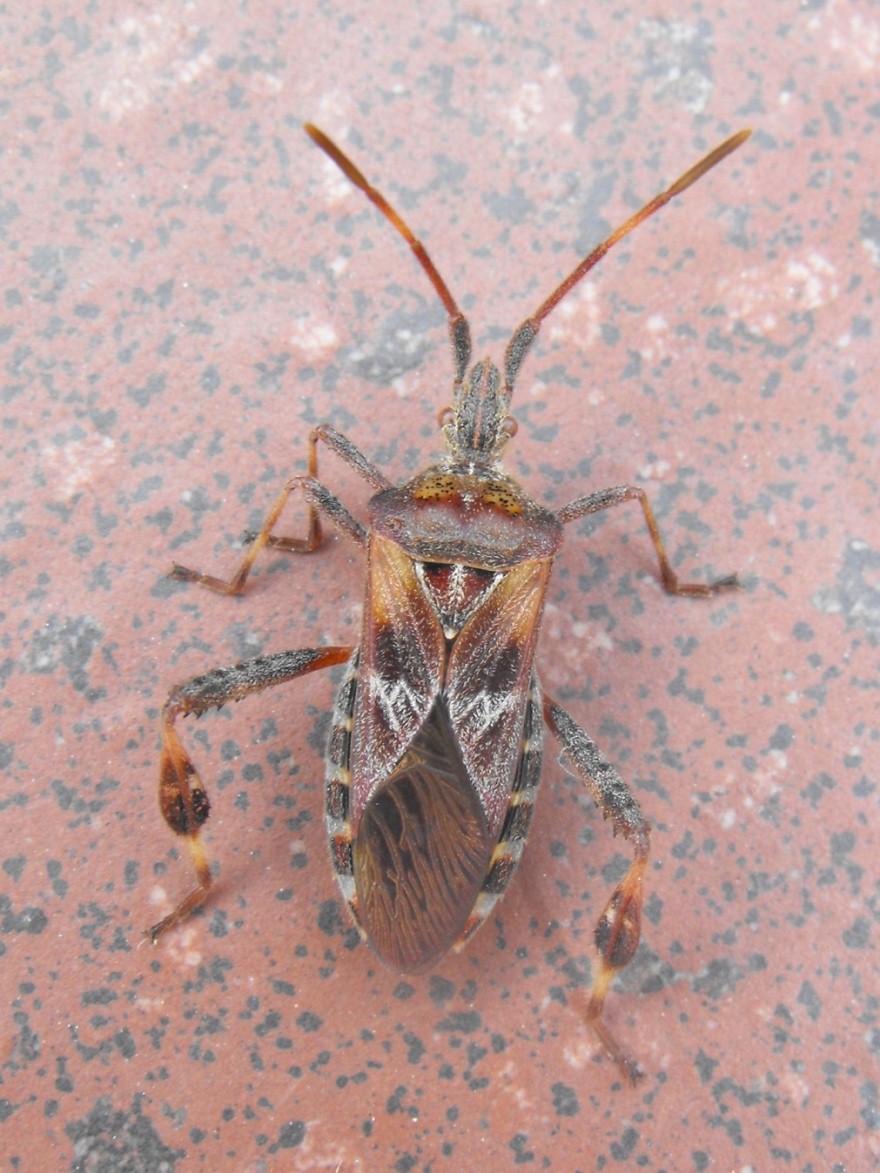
[151, 123, 749, 1082]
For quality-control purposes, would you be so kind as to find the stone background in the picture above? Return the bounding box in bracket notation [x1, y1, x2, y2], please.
[2, 2, 877, 1168]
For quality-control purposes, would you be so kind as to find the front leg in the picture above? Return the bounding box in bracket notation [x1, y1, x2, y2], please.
[172, 423, 386, 594]
[543, 695, 650, 1085]
[151, 644, 354, 942]
[172, 477, 368, 595]
[556, 484, 738, 596]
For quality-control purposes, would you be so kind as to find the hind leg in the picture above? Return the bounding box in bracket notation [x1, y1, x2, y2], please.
[150, 645, 353, 941]
[544, 696, 650, 1084]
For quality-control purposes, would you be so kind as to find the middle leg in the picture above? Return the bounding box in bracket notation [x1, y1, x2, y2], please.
[556, 484, 738, 596]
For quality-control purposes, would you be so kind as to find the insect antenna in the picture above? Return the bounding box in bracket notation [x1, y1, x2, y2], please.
[502, 129, 752, 394]
[304, 123, 473, 387]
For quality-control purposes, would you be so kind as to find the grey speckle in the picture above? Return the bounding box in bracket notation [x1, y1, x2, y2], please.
[19, 614, 105, 701]
[638, 18, 714, 114]
[345, 306, 441, 384]
[813, 539, 880, 643]
[67, 1095, 184, 1171]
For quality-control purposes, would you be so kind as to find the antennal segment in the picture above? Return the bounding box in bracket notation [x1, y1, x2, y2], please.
[305, 123, 472, 384]
[503, 129, 752, 392]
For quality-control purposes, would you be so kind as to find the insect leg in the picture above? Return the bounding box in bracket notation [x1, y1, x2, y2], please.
[556, 485, 738, 596]
[543, 695, 650, 1085]
[254, 423, 392, 552]
[150, 644, 354, 942]
[171, 472, 368, 595]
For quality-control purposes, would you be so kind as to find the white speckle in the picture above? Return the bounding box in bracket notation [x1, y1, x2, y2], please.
[147, 889, 203, 966]
[720, 809, 736, 830]
[149, 884, 169, 910]
[330, 254, 349, 278]
[320, 156, 362, 206]
[716, 252, 841, 337]
[97, 13, 215, 120]
[572, 620, 613, 652]
[41, 435, 116, 500]
[638, 312, 674, 361]
[862, 236, 880, 268]
[638, 459, 671, 481]
[547, 283, 600, 349]
[562, 1033, 597, 1070]
[134, 994, 166, 1010]
[248, 72, 283, 96]
[288, 318, 339, 361]
[830, 13, 880, 72]
[785, 253, 840, 310]
[509, 83, 545, 134]
[779, 1069, 812, 1110]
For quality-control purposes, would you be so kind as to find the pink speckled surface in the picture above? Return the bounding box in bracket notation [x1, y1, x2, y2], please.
[2, 3, 878, 1170]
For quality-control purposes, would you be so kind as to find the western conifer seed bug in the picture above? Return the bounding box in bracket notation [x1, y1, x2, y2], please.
[151, 123, 749, 1083]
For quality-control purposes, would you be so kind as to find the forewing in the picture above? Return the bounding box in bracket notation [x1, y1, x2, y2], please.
[445, 559, 551, 837]
[351, 535, 445, 823]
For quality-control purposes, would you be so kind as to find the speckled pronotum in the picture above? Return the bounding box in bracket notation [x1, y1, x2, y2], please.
[150, 123, 750, 1083]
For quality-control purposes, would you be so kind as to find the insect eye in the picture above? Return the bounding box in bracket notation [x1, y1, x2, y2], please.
[500, 416, 518, 439]
[437, 406, 455, 428]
